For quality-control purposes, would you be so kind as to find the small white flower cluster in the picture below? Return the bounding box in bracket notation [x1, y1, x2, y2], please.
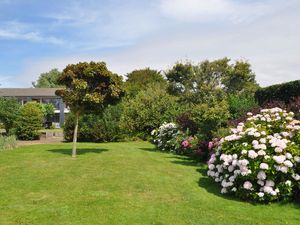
[151, 122, 179, 151]
[207, 108, 300, 202]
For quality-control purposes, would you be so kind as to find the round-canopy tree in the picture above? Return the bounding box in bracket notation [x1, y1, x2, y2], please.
[55, 61, 123, 157]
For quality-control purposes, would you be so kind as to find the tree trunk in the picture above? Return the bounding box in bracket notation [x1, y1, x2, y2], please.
[72, 113, 79, 158]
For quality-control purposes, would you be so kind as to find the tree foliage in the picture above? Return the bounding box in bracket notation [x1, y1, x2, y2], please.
[165, 58, 259, 104]
[0, 97, 21, 134]
[124, 68, 166, 97]
[32, 69, 62, 88]
[222, 60, 259, 95]
[55, 61, 123, 157]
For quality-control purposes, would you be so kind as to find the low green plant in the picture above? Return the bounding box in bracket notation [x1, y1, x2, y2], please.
[0, 135, 17, 150]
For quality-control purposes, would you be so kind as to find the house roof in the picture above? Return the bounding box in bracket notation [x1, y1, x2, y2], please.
[0, 88, 61, 97]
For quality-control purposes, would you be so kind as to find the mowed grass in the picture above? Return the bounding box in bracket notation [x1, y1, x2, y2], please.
[0, 142, 299, 225]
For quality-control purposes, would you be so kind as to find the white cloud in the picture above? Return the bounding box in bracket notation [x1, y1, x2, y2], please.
[159, 0, 286, 24]
[159, 0, 232, 20]
[0, 29, 64, 44]
[0, 21, 64, 44]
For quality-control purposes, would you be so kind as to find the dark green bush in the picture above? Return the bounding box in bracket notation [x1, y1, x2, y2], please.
[255, 79, 300, 105]
[14, 102, 43, 140]
[227, 94, 258, 119]
[64, 104, 123, 142]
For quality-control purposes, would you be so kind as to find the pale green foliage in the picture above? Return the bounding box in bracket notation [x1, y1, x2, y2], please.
[124, 68, 166, 97]
[14, 102, 43, 140]
[189, 99, 230, 140]
[0, 135, 17, 150]
[120, 86, 180, 139]
[42, 103, 55, 121]
[32, 68, 62, 88]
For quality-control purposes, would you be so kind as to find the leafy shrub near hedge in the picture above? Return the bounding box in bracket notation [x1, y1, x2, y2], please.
[227, 94, 258, 120]
[0, 135, 17, 150]
[255, 80, 300, 105]
[14, 102, 43, 140]
[64, 104, 123, 142]
[121, 86, 180, 139]
[207, 107, 300, 202]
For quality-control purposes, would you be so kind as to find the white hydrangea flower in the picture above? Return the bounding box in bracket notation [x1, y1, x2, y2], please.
[257, 180, 264, 186]
[260, 163, 269, 170]
[258, 150, 266, 156]
[243, 181, 253, 190]
[283, 160, 293, 168]
[294, 156, 300, 163]
[265, 180, 274, 187]
[285, 180, 292, 186]
[273, 155, 286, 164]
[248, 150, 258, 159]
[257, 171, 266, 180]
[292, 174, 300, 181]
[257, 192, 264, 198]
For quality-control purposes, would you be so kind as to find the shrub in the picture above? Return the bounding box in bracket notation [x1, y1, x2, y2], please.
[151, 122, 179, 152]
[151, 122, 217, 162]
[121, 86, 180, 139]
[207, 107, 300, 203]
[289, 97, 300, 120]
[0, 97, 21, 134]
[189, 100, 230, 140]
[227, 94, 258, 120]
[64, 104, 123, 142]
[176, 112, 198, 135]
[42, 103, 55, 128]
[0, 135, 17, 150]
[14, 102, 43, 140]
[255, 80, 300, 105]
[175, 133, 198, 155]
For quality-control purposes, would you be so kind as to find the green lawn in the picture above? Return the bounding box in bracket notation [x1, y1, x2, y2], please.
[0, 142, 299, 225]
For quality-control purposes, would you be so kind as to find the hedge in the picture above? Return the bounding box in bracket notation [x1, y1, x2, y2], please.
[255, 80, 300, 105]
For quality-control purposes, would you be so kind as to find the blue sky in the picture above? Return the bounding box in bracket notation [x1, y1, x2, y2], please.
[0, 0, 299, 87]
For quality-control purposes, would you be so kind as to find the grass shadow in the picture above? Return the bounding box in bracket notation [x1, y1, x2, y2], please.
[47, 148, 108, 155]
[171, 157, 200, 167]
[139, 147, 172, 154]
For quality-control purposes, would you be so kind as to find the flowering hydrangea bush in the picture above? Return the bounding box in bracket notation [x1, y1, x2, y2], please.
[207, 107, 300, 202]
[151, 122, 179, 151]
[175, 134, 199, 155]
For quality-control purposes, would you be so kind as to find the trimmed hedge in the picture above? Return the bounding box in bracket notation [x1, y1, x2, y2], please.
[255, 80, 300, 105]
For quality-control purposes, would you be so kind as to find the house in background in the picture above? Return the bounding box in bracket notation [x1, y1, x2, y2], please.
[0, 88, 69, 128]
